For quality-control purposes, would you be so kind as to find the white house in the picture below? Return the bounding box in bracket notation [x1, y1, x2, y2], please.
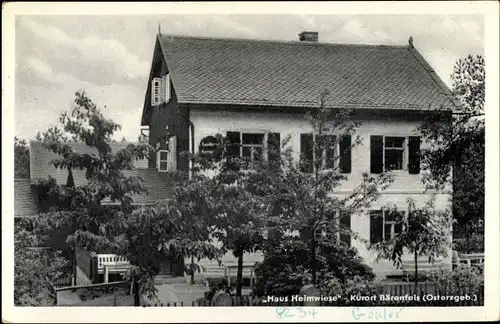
[141, 31, 455, 279]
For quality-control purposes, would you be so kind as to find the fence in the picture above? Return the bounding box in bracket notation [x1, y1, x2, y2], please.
[143, 282, 484, 307]
[52, 275, 73, 288]
[52, 281, 131, 306]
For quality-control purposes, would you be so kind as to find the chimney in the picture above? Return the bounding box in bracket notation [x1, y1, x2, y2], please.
[299, 31, 318, 42]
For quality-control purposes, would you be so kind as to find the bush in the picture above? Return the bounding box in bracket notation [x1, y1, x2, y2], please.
[453, 236, 484, 253]
[320, 276, 384, 305]
[205, 278, 231, 303]
[14, 220, 70, 306]
[426, 265, 484, 294]
[253, 237, 375, 297]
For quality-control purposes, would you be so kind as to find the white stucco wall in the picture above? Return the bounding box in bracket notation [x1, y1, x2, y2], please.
[190, 109, 453, 277]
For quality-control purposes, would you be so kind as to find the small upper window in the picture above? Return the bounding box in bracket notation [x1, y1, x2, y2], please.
[151, 74, 171, 106]
[151, 78, 161, 106]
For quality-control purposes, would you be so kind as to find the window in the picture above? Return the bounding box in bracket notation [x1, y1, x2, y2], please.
[370, 135, 421, 174]
[199, 135, 222, 161]
[151, 78, 161, 106]
[300, 134, 351, 173]
[384, 137, 405, 171]
[370, 210, 404, 244]
[157, 136, 177, 172]
[157, 150, 169, 172]
[339, 211, 351, 247]
[242, 133, 264, 165]
[225, 131, 280, 170]
[151, 74, 171, 106]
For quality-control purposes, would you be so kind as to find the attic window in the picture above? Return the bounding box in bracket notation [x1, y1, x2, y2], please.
[151, 78, 161, 106]
[151, 74, 171, 106]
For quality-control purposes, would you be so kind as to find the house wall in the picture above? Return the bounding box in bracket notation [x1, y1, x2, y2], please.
[147, 59, 190, 172]
[189, 108, 453, 277]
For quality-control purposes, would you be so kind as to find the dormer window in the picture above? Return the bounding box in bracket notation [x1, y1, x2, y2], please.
[151, 73, 171, 106]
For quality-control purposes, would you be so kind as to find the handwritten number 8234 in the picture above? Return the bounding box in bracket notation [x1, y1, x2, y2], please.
[276, 307, 317, 319]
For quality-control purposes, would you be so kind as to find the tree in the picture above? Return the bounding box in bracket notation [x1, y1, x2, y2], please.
[32, 91, 154, 302]
[124, 195, 221, 305]
[373, 197, 454, 290]
[14, 219, 70, 306]
[250, 93, 394, 287]
[14, 136, 30, 178]
[418, 54, 485, 251]
[177, 136, 267, 298]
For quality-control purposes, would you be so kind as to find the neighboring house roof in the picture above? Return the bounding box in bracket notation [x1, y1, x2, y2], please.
[142, 34, 456, 123]
[14, 178, 38, 218]
[29, 141, 172, 204]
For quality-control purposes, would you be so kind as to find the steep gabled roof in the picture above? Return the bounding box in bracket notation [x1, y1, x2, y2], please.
[14, 179, 38, 218]
[142, 34, 457, 124]
[29, 141, 172, 205]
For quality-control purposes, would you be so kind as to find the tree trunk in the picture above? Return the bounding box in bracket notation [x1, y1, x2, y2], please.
[414, 248, 418, 292]
[190, 256, 195, 285]
[72, 249, 77, 286]
[236, 250, 244, 298]
[311, 232, 317, 285]
[133, 276, 141, 306]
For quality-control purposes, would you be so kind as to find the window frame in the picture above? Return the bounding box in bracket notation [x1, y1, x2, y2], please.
[225, 130, 278, 169]
[314, 134, 338, 171]
[151, 77, 161, 106]
[241, 133, 265, 165]
[301, 133, 339, 172]
[383, 135, 408, 172]
[379, 209, 405, 242]
[157, 149, 169, 172]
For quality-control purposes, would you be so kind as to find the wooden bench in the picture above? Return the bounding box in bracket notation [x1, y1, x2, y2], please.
[452, 251, 484, 272]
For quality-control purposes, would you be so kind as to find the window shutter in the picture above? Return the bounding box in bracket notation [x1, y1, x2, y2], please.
[151, 78, 161, 106]
[165, 74, 171, 103]
[300, 133, 314, 173]
[226, 132, 241, 170]
[168, 136, 177, 171]
[370, 210, 383, 245]
[160, 75, 166, 103]
[370, 135, 384, 174]
[339, 135, 351, 173]
[339, 211, 351, 247]
[324, 135, 336, 169]
[267, 132, 281, 167]
[408, 136, 421, 174]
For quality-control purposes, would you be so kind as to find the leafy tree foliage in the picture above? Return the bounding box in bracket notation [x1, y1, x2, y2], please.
[31, 92, 189, 305]
[14, 219, 70, 306]
[170, 135, 267, 298]
[253, 237, 375, 297]
[14, 136, 30, 178]
[249, 96, 393, 286]
[418, 55, 484, 251]
[33, 92, 150, 253]
[373, 197, 454, 289]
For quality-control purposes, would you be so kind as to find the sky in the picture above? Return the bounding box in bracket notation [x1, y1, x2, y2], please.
[14, 14, 484, 141]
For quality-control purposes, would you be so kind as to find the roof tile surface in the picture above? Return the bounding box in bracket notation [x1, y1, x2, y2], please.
[157, 35, 455, 110]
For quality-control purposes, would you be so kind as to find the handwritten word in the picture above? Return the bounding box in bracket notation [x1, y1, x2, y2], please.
[276, 307, 318, 319]
[352, 307, 404, 321]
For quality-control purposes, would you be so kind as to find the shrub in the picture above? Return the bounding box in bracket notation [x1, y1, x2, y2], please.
[426, 265, 484, 294]
[320, 276, 384, 305]
[14, 219, 70, 306]
[205, 278, 231, 303]
[253, 237, 375, 297]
